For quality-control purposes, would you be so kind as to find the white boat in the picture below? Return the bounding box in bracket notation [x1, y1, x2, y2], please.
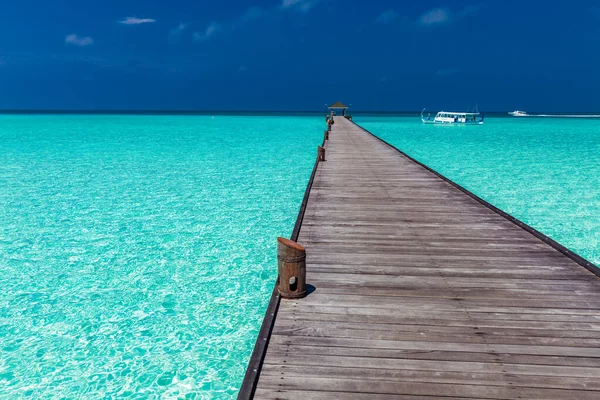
[509, 110, 528, 116]
[421, 109, 484, 125]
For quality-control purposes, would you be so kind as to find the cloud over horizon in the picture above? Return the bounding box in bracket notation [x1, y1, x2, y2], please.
[120, 17, 156, 25]
[419, 4, 483, 26]
[419, 8, 450, 25]
[194, 22, 220, 41]
[241, 6, 267, 21]
[377, 9, 399, 24]
[187, 6, 269, 44]
[65, 34, 94, 47]
[280, 0, 319, 13]
[169, 23, 189, 41]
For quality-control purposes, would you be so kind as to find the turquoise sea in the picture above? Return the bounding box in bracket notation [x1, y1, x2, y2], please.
[0, 114, 321, 398]
[2, 113, 600, 398]
[358, 115, 600, 267]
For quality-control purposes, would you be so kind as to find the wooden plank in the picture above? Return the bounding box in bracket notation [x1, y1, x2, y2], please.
[249, 116, 600, 399]
[257, 376, 600, 400]
[272, 319, 600, 341]
[262, 352, 600, 378]
[254, 389, 479, 400]
[262, 342, 600, 367]
[278, 304, 600, 323]
[260, 364, 600, 391]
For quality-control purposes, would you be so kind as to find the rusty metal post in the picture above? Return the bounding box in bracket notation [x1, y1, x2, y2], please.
[277, 237, 306, 299]
[318, 146, 325, 161]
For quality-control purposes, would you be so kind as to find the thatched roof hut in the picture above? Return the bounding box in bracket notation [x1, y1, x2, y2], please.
[327, 101, 348, 110]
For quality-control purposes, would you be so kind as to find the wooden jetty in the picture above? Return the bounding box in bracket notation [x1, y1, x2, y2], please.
[240, 116, 600, 399]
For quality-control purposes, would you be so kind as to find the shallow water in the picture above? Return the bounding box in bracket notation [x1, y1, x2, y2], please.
[357, 115, 600, 267]
[0, 114, 321, 398]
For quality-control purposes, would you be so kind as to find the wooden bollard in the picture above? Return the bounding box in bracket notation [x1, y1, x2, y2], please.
[324, 130, 329, 141]
[277, 237, 307, 299]
[318, 146, 325, 161]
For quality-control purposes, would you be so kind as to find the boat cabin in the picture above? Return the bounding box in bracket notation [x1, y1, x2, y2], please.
[436, 112, 481, 123]
[422, 109, 484, 125]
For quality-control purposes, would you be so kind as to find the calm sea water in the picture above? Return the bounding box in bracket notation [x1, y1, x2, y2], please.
[3, 113, 599, 397]
[358, 115, 600, 267]
[0, 115, 321, 398]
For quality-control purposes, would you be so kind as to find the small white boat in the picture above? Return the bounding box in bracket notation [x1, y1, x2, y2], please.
[509, 110, 528, 117]
[421, 109, 484, 125]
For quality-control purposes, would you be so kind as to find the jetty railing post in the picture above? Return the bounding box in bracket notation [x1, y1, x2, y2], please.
[318, 146, 326, 162]
[324, 129, 329, 141]
[277, 237, 307, 299]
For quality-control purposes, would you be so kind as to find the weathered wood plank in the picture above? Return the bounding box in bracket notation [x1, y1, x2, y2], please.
[262, 353, 600, 378]
[262, 342, 600, 367]
[254, 389, 478, 400]
[257, 376, 600, 400]
[260, 364, 600, 391]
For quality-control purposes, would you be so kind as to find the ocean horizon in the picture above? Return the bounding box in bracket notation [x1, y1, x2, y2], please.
[3, 110, 600, 116]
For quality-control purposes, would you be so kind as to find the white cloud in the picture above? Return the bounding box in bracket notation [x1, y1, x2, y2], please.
[281, 0, 302, 8]
[119, 17, 156, 25]
[169, 23, 188, 41]
[171, 23, 188, 34]
[419, 5, 483, 26]
[280, 0, 319, 13]
[377, 9, 398, 24]
[194, 22, 220, 41]
[241, 6, 266, 21]
[65, 34, 94, 47]
[189, 6, 267, 43]
[419, 8, 450, 25]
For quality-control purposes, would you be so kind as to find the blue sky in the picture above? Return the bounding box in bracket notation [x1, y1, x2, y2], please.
[1, 0, 599, 111]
